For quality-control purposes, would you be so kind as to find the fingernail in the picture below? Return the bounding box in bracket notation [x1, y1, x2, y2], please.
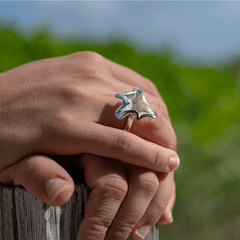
[46, 178, 69, 202]
[135, 226, 151, 239]
[169, 157, 180, 171]
[169, 212, 173, 223]
[160, 212, 173, 225]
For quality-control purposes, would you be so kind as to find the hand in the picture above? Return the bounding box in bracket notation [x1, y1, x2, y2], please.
[0, 51, 179, 206]
[76, 154, 175, 240]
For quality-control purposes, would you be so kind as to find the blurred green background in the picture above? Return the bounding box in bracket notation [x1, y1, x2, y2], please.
[0, 25, 239, 240]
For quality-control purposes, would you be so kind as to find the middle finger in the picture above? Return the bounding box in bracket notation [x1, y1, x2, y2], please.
[97, 93, 177, 150]
[76, 154, 128, 240]
[104, 164, 159, 240]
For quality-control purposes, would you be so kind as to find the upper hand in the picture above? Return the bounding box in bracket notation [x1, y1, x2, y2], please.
[0, 51, 179, 172]
[0, 51, 179, 208]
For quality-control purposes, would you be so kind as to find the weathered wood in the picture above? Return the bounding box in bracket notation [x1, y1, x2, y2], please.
[0, 182, 159, 240]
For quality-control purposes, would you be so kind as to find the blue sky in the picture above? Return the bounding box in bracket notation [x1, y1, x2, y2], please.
[1, 1, 240, 64]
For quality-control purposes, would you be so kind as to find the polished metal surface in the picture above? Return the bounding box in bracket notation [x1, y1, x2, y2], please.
[115, 87, 157, 131]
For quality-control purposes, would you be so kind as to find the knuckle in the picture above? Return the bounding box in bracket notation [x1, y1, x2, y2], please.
[84, 218, 108, 239]
[67, 51, 82, 59]
[79, 51, 103, 62]
[152, 149, 165, 171]
[98, 175, 128, 201]
[149, 140, 177, 172]
[19, 156, 47, 186]
[114, 132, 132, 156]
[68, 51, 109, 84]
[22, 160, 38, 184]
[138, 172, 159, 195]
[81, 67, 106, 83]
[68, 51, 102, 62]
[116, 222, 135, 238]
[155, 199, 169, 215]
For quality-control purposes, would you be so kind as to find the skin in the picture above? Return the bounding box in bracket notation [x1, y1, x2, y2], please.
[0, 51, 179, 239]
[76, 155, 176, 240]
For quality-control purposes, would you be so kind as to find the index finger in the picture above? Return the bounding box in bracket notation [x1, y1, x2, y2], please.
[82, 123, 180, 173]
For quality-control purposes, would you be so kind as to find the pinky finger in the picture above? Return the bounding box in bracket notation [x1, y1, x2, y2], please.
[159, 182, 176, 225]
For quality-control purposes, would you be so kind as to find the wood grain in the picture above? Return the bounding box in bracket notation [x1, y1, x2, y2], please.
[0, 182, 159, 240]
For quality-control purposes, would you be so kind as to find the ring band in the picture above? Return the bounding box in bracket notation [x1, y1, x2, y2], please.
[115, 87, 157, 132]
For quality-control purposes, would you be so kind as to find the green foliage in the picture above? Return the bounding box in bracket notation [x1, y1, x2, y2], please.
[0, 26, 239, 239]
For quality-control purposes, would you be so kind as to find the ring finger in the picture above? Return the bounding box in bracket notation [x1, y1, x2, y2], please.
[131, 172, 174, 240]
[96, 93, 177, 150]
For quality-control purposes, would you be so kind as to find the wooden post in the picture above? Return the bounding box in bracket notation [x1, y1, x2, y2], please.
[0, 182, 159, 240]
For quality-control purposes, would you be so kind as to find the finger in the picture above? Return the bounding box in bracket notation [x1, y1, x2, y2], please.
[97, 94, 176, 150]
[41, 121, 179, 172]
[159, 181, 176, 225]
[131, 172, 174, 240]
[0, 155, 74, 207]
[104, 164, 159, 240]
[108, 81, 171, 123]
[83, 123, 180, 173]
[76, 154, 127, 240]
[130, 114, 177, 150]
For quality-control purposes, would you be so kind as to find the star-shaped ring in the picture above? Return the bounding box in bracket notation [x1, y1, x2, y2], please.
[115, 87, 157, 131]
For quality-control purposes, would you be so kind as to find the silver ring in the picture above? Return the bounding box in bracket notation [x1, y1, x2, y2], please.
[115, 87, 157, 132]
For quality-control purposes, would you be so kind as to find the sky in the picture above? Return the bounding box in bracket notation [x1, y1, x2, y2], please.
[1, 1, 240, 64]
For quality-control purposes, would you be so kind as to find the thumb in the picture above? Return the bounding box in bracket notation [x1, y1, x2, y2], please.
[0, 155, 75, 207]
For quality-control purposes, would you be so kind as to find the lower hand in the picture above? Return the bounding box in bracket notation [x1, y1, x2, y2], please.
[0, 152, 176, 240]
[76, 154, 175, 240]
